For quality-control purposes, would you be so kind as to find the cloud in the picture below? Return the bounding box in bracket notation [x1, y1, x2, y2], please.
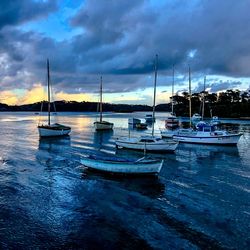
[0, 0, 250, 102]
[55, 91, 93, 102]
[0, 0, 57, 29]
[1, 83, 95, 105]
[193, 79, 243, 93]
[18, 84, 45, 104]
[0, 90, 19, 105]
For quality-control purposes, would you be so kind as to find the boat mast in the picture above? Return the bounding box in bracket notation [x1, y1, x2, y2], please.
[202, 76, 206, 120]
[99, 76, 103, 123]
[152, 54, 158, 136]
[47, 59, 51, 126]
[189, 66, 192, 128]
[171, 64, 174, 115]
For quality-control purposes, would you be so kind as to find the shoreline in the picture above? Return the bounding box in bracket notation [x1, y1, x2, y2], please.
[0, 111, 250, 120]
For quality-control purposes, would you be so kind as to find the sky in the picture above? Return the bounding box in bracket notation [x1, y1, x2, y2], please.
[0, 0, 249, 105]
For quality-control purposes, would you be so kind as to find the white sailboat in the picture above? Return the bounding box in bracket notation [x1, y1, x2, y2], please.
[116, 55, 179, 152]
[80, 155, 163, 175]
[195, 76, 207, 129]
[94, 76, 114, 130]
[174, 124, 242, 145]
[38, 59, 71, 137]
[173, 72, 243, 145]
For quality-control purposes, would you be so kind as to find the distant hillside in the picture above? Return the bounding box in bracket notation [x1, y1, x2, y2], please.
[0, 101, 153, 113]
[0, 89, 250, 118]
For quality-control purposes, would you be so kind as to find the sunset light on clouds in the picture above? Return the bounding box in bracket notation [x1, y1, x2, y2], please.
[0, 0, 249, 105]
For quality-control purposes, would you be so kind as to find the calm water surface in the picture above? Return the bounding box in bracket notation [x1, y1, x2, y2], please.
[0, 112, 249, 249]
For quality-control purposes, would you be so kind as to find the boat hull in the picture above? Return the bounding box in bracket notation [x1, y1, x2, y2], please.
[128, 118, 141, 125]
[38, 126, 71, 137]
[165, 118, 179, 129]
[116, 139, 178, 151]
[136, 123, 147, 129]
[161, 130, 175, 138]
[165, 123, 179, 129]
[80, 158, 163, 174]
[145, 118, 155, 123]
[94, 121, 114, 130]
[173, 134, 242, 145]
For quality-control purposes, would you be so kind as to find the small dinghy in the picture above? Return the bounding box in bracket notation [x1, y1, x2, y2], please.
[80, 155, 163, 175]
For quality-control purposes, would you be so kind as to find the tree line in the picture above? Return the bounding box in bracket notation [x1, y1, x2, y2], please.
[161, 89, 250, 118]
[0, 101, 152, 113]
[0, 89, 249, 118]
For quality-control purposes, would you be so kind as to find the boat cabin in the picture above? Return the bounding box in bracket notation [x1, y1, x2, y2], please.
[196, 123, 215, 132]
[139, 136, 161, 143]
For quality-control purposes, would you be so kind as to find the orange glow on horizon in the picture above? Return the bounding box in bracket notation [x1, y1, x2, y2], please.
[0, 84, 171, 106]
[0, 84, 95, 105]
[0, 91, 19, 105]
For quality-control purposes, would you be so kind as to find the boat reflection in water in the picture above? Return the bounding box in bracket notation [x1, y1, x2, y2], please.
[115, 146, 176, 160]
[38, 136, 71, 150]
[37, 136, 71, 164]
[83, 165, 165, 198]
[176, 143, 240, 163]
[93, 130, 114, 152]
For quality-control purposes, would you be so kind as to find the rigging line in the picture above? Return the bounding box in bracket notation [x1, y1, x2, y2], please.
[38, 62, 48, 125]
[189, 66, 192, 128]
[202, 76, 206, 120]
[152, 54, 158, 137]
[171, 64, 174, 115]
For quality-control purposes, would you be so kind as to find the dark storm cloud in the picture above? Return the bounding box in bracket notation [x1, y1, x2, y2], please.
[67, 0, 250, 88]
[0, 0, 250, 95]
[0, 0, 57, 29]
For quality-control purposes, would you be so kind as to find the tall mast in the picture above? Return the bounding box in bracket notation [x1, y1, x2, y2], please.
[99, 76, 103, 122]
[202, 76, 206, 120]
[171, 64, 175, 115]
[189, 66, 192, 128]
[47, 59, 51, 126]
[152, 54, 158, 136]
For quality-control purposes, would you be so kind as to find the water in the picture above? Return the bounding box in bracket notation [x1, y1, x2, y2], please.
[0, 112, 249, 249]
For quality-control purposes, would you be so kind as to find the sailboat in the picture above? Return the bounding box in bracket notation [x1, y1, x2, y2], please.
[165, 65, 179, 129]
[94, 76, 114, 130]
[115, 55, 179, 152]
[195, 76, 207, 129]
[173, 71, 243, 145]
[38, 59, 71, 137]
[161, 65, 180, 138]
